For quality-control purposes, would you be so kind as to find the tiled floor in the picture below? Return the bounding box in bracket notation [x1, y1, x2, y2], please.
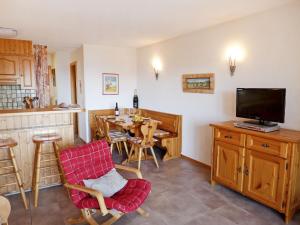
[6, 149, 300, 225]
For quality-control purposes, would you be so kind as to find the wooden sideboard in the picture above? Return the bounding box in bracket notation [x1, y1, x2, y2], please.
[210, 121, 300, 223]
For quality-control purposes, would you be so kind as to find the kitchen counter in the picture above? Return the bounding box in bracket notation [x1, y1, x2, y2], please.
[0, 107, 82, 194]
[0, 107, 83, 116]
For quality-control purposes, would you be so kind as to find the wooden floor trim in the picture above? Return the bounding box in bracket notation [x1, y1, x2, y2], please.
[181, 154, 211, 170]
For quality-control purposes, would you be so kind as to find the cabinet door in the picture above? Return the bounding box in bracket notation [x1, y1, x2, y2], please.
[19, 56, 35, 89]
[244, 150, 287, 211]
[213, 141, 245, 192]
[0, 55, 19, 83]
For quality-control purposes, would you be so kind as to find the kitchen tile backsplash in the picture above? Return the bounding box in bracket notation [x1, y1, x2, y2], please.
[0, 85, 36, 109]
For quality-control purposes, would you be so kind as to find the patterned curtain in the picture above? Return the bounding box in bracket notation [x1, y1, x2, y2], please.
[33, 45, 50, 107]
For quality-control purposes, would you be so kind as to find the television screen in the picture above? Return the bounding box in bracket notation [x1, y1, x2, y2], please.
[236, 88, 286, 123]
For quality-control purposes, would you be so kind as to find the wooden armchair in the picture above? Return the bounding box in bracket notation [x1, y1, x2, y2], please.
[59, 140, 151, 225]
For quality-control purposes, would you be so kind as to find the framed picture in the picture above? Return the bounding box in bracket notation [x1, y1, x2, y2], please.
[102, 73, 119, 95]
[182, 73, 215, 94]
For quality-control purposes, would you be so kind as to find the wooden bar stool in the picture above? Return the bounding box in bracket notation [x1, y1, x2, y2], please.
[32, 133, 63, 207]
[0, 138, 28, 209]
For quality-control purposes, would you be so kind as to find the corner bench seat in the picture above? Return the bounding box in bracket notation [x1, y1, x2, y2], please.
[140, 109, 182, 161]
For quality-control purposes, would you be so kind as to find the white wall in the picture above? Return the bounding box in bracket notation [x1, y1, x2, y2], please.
[137, 2, 300, 165]
[82, 44, 137, 141]
[54, 51, 72, 104]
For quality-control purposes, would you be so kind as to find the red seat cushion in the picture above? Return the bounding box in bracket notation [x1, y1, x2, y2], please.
[59, 140, 151, 213]
[77, 179, 151, 213]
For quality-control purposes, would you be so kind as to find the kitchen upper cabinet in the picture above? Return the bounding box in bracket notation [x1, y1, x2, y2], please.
[0, 55, 20, 84]
[0, 39, 32, 56]
[0, 38, 36, 87]
[19, 56, 35, 89]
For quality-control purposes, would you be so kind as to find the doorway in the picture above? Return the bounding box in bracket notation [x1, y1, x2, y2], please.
[70, 62, 78, 135]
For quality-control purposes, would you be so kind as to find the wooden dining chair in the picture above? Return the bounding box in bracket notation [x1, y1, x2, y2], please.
[94, 115, 106, 140]
[128, 120, 159, 170]
[103, 120, 129, 156]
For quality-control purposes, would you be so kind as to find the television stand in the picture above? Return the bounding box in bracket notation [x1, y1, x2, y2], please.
[234, 120, 280, 132]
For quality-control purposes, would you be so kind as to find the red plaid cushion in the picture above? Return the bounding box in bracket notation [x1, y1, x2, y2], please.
[60, 140, 114, 206]
[78, 179, 151, 213]
[60, 140, 151, 212]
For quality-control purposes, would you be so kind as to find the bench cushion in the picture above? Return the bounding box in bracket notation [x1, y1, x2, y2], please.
[153, 129, 170, 137]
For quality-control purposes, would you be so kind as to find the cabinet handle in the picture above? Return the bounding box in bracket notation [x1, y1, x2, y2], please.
[261, 143, 270, 148]
[237, 166, 242, 173]
[224, 135, 232, 139]
[244, 165, 249, 176]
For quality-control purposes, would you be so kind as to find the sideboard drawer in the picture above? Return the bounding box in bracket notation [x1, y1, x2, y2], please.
[246, 135, 288, 158]
[215, 128, 246, 147]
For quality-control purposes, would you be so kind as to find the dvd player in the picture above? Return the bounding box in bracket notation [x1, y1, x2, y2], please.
[234, 121, 280, 133]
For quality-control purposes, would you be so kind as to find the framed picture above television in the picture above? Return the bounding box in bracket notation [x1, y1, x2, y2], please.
[102, 73, 119, 95]
[182, 73, 215, 94]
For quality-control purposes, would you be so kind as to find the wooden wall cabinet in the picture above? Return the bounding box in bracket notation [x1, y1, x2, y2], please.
[0, 56, 20, 84]
[211, 122, 300, 223]
[0, 39, 32, 56]
[0, 38, 35, 88]
[19, 56, 35, 89]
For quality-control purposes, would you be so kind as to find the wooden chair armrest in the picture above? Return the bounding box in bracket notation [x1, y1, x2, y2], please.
[115, 164, 143, 179]
[64, 183, 108, 215]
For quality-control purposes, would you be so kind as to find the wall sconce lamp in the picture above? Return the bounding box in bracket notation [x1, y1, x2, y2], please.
[152, 58, 162, 80]
[229, 56, 236, 76]
[154, 67, 159, 80]
[226, 44, 245, 76]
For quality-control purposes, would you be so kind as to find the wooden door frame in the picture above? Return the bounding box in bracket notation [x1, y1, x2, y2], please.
[70, 62, 78, 104]
[70, 61, 78, 135]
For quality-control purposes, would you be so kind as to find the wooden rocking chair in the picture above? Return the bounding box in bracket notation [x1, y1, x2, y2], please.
[59, 140, 151, 225]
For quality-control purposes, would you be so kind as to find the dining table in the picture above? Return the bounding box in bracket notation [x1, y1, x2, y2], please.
[101, 114, 161, 135]
[100, 114, 161, 164]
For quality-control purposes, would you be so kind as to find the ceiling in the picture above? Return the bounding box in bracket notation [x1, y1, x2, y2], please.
[0, 0, 294, 51]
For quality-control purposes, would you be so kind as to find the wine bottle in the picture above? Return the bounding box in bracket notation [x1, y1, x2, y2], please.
[115, 102, 119, 116]
[133, 89, 139, 108]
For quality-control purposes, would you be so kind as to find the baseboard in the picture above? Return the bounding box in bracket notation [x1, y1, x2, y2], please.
[181, 154, 211, 170]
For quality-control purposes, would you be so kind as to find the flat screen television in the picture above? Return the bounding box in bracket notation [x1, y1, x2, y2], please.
[236, 88, 286, 125]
